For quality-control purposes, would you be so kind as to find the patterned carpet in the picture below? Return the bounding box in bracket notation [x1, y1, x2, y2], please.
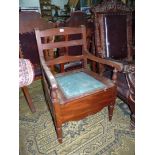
[19, 80, 135, 155]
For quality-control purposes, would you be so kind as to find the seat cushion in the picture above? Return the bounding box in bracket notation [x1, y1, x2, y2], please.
[56, 72, 106, 99]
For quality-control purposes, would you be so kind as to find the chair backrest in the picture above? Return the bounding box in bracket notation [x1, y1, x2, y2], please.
[35, 26, 88, 73]
[57, 11, 94, 59]
[91, 0, 134, 61]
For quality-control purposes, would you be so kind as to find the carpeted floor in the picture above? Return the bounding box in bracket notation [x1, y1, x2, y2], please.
[19, 80, 135, 155]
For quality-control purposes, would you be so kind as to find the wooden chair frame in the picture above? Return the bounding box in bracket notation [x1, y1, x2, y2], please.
[35, 26, 123, 143]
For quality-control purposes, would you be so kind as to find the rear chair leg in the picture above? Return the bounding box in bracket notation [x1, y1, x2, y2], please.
[22, 86, 36, 113]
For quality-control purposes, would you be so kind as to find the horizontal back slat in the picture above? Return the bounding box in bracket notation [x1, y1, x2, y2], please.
[39, 27, 83, 37]
[42, 39, 83, 50]
[35, 26, 88, 72]
[46, 55, 85, 66]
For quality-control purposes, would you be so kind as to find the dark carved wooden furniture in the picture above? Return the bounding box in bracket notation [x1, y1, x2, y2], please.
[19, 11, 56, 105]
[91, 0, 134, 61]
[35, 26, 123, 143]
[19, 11, 56, 34]
[19, 11, 56, 79]
[91, 0, 135, 126]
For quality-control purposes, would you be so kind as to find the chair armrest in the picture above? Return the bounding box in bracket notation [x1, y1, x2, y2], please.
[86, 52, 123, 72]
[40, 56, 58, 90]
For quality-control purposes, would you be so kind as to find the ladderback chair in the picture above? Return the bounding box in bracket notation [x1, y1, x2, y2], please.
[35, 26, 123, 143]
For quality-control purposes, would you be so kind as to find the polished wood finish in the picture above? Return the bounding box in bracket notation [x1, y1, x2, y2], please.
[35, 26, 123, 143]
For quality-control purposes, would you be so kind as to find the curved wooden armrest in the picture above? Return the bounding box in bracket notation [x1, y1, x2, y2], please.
[85, 52, 123, 72]
[40, 56, 58, 90]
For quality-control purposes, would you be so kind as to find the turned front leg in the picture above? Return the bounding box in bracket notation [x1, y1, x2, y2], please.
[55, 122, 62, 143]
[108, 103, 115, 121]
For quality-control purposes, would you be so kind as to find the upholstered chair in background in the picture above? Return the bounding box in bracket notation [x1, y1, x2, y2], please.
[19, 58, 35, 113]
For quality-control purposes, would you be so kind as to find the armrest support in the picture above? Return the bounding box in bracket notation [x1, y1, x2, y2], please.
[40, 56, 58, 90]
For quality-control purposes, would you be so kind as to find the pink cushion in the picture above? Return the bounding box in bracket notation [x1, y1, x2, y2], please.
[19, 58, 34, 87]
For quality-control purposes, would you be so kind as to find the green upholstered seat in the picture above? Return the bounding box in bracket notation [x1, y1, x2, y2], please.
[56, 72, 106, 99]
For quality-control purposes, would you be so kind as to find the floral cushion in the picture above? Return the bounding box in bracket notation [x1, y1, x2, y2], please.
[19, 58, 34, 87]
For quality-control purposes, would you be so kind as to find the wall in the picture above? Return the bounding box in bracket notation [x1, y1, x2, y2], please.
[19, 0, 68, 14]
[19, 0, 40, 8]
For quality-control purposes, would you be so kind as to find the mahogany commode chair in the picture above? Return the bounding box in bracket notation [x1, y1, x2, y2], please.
[35, 26, 123, 143]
